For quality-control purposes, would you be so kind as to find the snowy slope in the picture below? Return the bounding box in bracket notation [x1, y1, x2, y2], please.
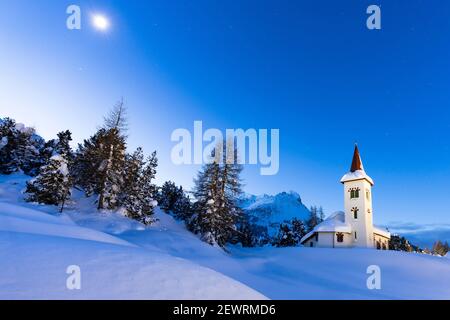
[239, 191, 311, 237]
[2, 173, 450, 299]
[122, 217, 450, 300]
[0, 173, 266, 300]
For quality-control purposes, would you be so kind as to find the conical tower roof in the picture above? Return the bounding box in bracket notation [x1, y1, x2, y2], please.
[350, 144, 364, 172]
[340, 144, 373, 185]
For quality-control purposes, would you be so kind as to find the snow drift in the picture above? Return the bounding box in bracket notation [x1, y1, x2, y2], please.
[0, 173, 266, 300]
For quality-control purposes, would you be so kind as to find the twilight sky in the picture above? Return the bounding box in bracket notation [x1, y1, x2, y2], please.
[1, 0, 450, 229]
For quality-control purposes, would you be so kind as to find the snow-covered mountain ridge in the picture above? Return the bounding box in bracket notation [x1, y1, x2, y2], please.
[238, 191, 311, 237]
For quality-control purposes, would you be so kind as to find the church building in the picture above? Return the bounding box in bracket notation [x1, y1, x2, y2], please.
[300, 145, 390, 249]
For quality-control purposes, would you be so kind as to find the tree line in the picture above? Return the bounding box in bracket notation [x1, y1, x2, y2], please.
[6, 104, 431, 252]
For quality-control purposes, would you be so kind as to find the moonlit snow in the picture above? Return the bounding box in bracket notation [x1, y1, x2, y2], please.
[1, 174, 450, 299]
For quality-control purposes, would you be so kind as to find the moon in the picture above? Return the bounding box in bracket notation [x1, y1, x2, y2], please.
[92, 14, 110, 31]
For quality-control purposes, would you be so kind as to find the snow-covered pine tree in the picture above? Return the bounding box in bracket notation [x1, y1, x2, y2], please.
[14, 126, 43, 176]
[95, 127, 126, 210]
[192, 148, 223, 245]
[234, 214, 255, 247]
[158, 181, 193, 221]
[120, 147, 145, 220]
[97, 101, 128, 210]
[25, 154, 72, 212]
[43, 130, 74, 163]
[291, 217, 307, 243]
[158, 181, 180, 213]
[136, 151, 159, 224]
[171, 187, 193, 221]
[272, 223, 295, 247]
[74, 101, 127, 210]
[220, 138, 244, 240]
[192, 140, 244, 248]
[73, 128, 109, 196]
[120, 147, 158, 225]
[272, 218, 306, 247]
[0, 118, 17, 174]
[0, 117, 44, 176]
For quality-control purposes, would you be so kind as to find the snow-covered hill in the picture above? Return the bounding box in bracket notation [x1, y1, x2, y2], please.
[239, 191, 311, 237]
[2, 173, 450, 299]
[0, 173, 266, 300]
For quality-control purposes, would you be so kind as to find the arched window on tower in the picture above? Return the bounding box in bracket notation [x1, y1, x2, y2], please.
[349, 188, 360, 199]
[336, 233, 344, 243]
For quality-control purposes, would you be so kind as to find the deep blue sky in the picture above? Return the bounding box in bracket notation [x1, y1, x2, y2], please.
[1, 0, 450, 228]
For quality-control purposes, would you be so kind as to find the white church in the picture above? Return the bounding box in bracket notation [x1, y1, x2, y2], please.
[301, 145, 391, 249]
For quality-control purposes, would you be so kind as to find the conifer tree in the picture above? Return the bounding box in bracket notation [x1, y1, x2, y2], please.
[42, 130, 74, 170]
[74, 101, 127, 210]
[158, 181, 180, 213]
[0, 118, 44, 176]
[192, 140, 244, 248]
[291, 217, 307, 243]
[73, 128, 109, 196]
[317, 206, 325, 223]
[235, 214, 256, 247]
[272, 218, 306, 247]
[119, 148, 158, 224]
[306, 206, 320, 231]
[136, 151, 159, 224]
[158, 181, 192, 220]
[389, 234, 417, 252]
[15, 127, 43, 176]
[273, 223, 297, 247]
[25, 154, 72, 212]
[121, 147, 146, 219]
[172, 188, 193, 221]
[432, 240, 449, 256]
[0, 118, 19, 174]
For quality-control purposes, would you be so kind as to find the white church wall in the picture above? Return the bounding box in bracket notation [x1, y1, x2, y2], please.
[303, 232, 353, 248]
[343, 179, 374, 248]
[316, 233, 333, 247]
[374, 233, 389, 250]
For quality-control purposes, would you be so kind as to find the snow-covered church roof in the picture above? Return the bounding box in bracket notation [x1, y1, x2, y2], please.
[340, 145, 374, 186]
[373, 226, 391, 239]
[300, 211, 352, 243]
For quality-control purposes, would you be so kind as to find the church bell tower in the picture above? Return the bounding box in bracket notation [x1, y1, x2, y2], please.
[340, 145, 375, 248]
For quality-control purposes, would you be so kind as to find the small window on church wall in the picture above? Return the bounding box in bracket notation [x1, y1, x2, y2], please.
[336, 233, 344, 243]
[351, 207, 359, 219]
[354, 231, 357, 240]
[366, 190, 370, 200]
